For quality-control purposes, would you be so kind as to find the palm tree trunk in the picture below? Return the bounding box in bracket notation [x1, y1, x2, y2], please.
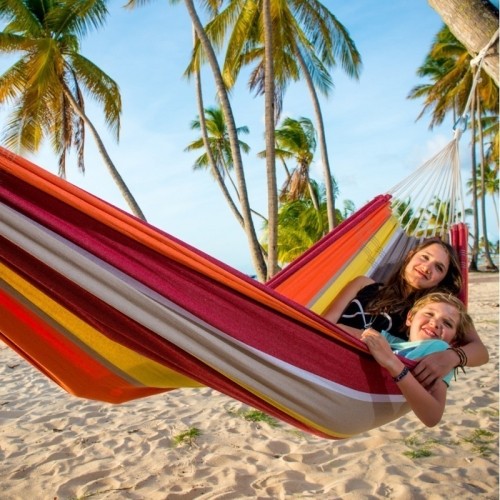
[183, 0, 267, 281]
[469, 92, 480, 271]
[61, 84, 147, 221]
[192, 30, 244, 228]
[262, 0, 279, 279]
[476, 91, 498, 270]
[428, 0, 499, 85]
[295, 49, 336, 230]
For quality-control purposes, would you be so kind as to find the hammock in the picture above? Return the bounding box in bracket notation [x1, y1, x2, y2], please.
[0, 142, 467, 440]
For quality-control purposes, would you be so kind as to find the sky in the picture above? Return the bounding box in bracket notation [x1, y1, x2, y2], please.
[3, 1, 498, 275]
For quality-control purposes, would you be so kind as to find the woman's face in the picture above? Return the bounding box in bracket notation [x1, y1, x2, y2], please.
[404, 243, 450, 290]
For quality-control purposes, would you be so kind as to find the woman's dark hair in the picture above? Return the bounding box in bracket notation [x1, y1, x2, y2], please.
[365, 238, 463, 328]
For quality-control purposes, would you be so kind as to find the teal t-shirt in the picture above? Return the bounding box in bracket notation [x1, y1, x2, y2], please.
[381, 331, 454, 385]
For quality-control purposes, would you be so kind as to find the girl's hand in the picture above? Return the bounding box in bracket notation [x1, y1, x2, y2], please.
[361, 328, 399, 372]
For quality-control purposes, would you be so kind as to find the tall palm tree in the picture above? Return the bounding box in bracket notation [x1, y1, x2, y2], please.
[466, 163, 498, 227]
[265, 116, 320, 212]
[475, 93, 498, 270]
[429, 0, 499, 85]
[200, 0, 361, 233]
[0, 0, 146, 220]
[408, 27, 473, 128]
[261, 0, 278, 278]
[185, 106, 250, 225]
[127, 0, 267, 281]
[408, 25, 498, 269]
[391, 198, 420, 235]
[408, 26, 498, 128]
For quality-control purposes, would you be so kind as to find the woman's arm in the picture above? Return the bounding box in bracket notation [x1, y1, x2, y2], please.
[322, 276, 374, 326]
[412, 323, 489, 388]
[361, 329, 447, 427]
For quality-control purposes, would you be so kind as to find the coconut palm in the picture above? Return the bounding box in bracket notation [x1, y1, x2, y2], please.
[482, 112, 499, 167]
[467, 163, 499, 226]
[127, 0, 267, 281]
[475, 94, 498, 270]
[408, 26, 497, 129]
[0, 0, 146, 220]
[274, 197, 327, 265]
[262, 116, 320, 211]
[261, 182, 353, 266]
[429, 0, 499, 85]
[185, 106, 250, 225]
[391, 198, 421, 236]
[408, 25, 498, 270]
[408, 27, 472, 128]
[198, 0, 361, 233]
[270, 116, 323, 253]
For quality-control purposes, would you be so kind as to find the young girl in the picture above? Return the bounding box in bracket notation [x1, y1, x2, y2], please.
[323, 239, 488, 387]
[359, 292, 473, 427]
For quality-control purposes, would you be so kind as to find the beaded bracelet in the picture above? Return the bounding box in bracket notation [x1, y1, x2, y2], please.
[393, 366, 409, 383]
[448, 346, 467, 378]
[448, 346, 468, 367]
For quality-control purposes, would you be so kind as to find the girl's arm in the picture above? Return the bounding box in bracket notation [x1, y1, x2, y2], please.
[322, 276, 375, 334]
[361, 329, 447, 427]
[412, 323, 489, 388]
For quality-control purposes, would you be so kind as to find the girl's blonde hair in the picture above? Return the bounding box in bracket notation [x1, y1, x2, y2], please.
[407, 292, 472, 344]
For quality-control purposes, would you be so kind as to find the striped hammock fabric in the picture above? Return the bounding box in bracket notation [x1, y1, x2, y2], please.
[0, 147, 467, 439]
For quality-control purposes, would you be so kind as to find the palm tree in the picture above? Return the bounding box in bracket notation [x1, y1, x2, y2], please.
[391, 198, 420, 236]
[200, 0, 361, 233]
[408, 25, 498, 270]
[476, 163, 499, 226]
[261, 183, 353, 266]
[475, 94, 498, 271]
[265, 116, 320, 212]
[428, 0, 499, 85]
[0, 0, 146, 220]
[261, 0, 278, 278]
[408, 27, 473, 128]
[185, 106, 250, 225]
[274, 197, 327, 265]
[127, 0, 267, 281]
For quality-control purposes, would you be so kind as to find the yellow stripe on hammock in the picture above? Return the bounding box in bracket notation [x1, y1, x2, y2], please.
[310, 216, 400, 314]
[0, 262, 202, 389]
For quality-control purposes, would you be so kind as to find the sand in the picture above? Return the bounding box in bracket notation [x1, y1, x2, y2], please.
[1, 272, 498, 500]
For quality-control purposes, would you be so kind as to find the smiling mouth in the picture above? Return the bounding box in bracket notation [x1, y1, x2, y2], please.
[415, 269, 429, 279]
[422, 328, 438, 338]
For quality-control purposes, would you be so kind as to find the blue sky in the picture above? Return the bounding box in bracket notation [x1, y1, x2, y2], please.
[4, 1, 497, 274]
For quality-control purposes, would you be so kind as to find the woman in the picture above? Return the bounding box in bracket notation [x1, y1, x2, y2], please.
[323, 238, 489, 387]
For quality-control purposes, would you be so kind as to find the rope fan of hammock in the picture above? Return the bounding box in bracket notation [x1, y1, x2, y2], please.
[391, 26, 499, 240]
[389, 133, 465, 240]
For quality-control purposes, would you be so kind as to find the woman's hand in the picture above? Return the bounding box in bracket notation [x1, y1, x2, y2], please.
[412, 349, 458, 388]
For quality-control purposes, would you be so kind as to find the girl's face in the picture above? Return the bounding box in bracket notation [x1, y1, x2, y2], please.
[404, 243, 450, 290]
[406, 302, 459, 343]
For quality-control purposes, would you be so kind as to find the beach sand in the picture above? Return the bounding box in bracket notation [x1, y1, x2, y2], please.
[1, 272, 498, 499]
